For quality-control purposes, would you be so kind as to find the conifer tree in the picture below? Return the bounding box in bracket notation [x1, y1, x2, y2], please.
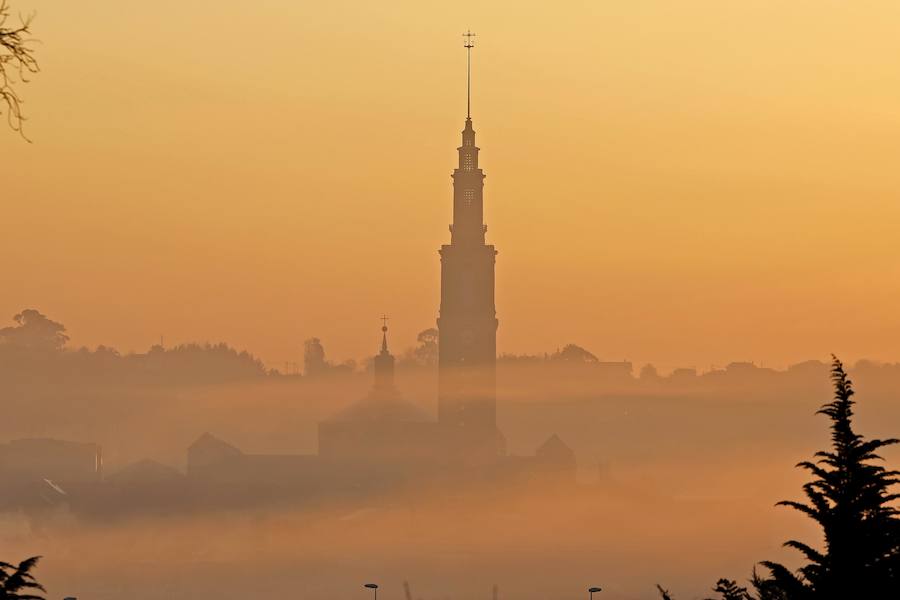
[758, 356, 900, 598]
[0, 556, 46, 599]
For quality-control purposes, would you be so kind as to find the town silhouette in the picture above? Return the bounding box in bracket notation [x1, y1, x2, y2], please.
[2, 2, 899, 599]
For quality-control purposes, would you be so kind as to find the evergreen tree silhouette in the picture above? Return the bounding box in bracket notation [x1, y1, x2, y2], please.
[0, 556, 46, 599]
[757, 355, 900, 599]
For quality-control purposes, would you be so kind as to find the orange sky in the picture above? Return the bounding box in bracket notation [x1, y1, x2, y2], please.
[3, 1, 900, 371]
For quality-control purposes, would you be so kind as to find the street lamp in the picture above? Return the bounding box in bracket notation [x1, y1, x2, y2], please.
[364, 583, 379, 600]
[589, 586, 602, 600]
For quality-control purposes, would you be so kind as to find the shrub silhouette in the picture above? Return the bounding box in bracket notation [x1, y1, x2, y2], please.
[656, 578, 752, 600]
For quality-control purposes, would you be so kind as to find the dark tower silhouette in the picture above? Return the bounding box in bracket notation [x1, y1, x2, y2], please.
[437, 32, 501, 456]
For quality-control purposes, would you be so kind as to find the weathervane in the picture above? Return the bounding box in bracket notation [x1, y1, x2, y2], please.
[463, 30, 476, 119]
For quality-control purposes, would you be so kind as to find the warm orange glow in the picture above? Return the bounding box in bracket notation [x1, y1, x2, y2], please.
[3, 1, 900, 370]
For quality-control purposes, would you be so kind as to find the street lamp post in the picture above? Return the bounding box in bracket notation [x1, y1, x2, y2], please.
[589, 586, 602, 600]
[364, 583, 379, 600]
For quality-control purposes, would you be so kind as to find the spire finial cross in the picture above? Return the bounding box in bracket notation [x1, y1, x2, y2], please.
[380, 314, 389, 330]
[463, 30, 476, 49]
[463, 30, 476, 119]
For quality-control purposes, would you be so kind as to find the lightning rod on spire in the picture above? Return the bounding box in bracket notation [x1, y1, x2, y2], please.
[463, 30, 476, 119]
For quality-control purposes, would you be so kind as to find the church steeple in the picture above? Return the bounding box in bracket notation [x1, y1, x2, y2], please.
[451, 31, 486, 246]
[373, 317, 395, 391]
[437, 34, 499, 440]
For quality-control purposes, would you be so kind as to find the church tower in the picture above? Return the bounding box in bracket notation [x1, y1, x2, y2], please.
[437, 32, 500, 449]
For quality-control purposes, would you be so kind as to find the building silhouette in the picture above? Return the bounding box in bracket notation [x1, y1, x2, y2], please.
[437, 90, 503, 461]
[0, 44, 577, 517]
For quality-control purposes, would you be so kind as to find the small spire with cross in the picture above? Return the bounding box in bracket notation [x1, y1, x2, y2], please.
[380, 315, 390, 354]
[463, 30, 476, 119]
[373, 315, 396, 390]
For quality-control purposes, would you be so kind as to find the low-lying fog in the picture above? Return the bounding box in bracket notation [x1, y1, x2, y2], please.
[3, 362, 899, 599]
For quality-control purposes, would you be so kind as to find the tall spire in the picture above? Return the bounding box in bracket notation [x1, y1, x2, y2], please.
[449, 31, 486, 246]
[463, 30, 475, 120]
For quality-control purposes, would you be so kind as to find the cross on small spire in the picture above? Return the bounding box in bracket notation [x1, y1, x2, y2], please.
[379, 315, 390, 353]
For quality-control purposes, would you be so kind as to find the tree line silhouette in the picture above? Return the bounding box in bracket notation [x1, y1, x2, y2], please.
[0, 309, 267, 385]
[0, 310, 617, 383]
[7, 309, 900, 396]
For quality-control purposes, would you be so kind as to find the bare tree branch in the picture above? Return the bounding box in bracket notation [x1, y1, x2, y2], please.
[0, 0, 39, 141]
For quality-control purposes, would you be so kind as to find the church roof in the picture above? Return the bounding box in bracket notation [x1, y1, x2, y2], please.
[325, 390, 429, 423]
[188, 432, 242, 455]
[536, 433, 574, 459]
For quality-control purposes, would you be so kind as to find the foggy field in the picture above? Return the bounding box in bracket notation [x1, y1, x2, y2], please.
[3, 363, 898, 599]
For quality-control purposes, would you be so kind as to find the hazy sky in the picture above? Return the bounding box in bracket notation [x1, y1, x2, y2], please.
[3, 1, 900, 370]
